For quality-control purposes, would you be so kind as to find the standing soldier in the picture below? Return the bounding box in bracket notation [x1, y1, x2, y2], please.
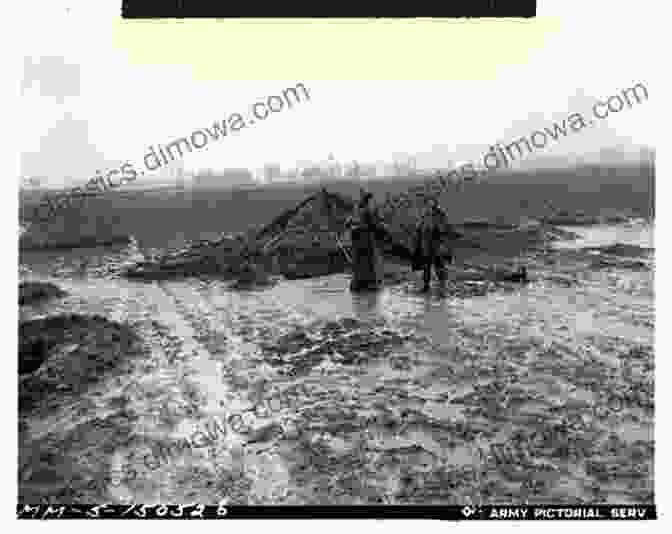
[348, 189, 386, 292]
[414, 197, 455, 292]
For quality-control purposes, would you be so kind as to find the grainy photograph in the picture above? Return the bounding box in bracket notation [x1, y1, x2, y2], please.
[15, 0, 656, 519]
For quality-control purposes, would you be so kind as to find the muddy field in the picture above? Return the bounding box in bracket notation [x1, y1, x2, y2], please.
[18, 221, 653, 506]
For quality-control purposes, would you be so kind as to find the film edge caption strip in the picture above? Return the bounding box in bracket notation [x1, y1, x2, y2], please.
[17, 504, 657, 520]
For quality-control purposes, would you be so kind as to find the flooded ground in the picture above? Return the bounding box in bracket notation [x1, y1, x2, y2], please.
[18, 221, 654, 506]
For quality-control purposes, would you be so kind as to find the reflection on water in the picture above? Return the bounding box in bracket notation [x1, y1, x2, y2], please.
[19, 221, 654, 505]
[554, 222, 654, 250]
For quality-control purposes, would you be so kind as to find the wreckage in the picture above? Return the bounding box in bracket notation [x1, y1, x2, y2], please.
[124, 188, 388, 281]
[122, 187, 545, 284]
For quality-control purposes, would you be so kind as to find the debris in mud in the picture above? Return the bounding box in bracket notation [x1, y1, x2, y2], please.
[19, 281, 68, 306]
[541, 210, 633, 227]
[583, 243, 653, 271]
[229, 262, 275, 290]
[585, 243, 654, 258]
[540, 225, 582, 241]
[259, 318, 415, 376]
[19, 314, 145, 413]
[544, 274, 580, 287]
[590, 257, 650, 271]
[544, 242, 654, 274]
[120, 188, 572, 288]
[121, 190, 354, 282]
[585, 458, 650, 483]
[395, 460, 482, 504]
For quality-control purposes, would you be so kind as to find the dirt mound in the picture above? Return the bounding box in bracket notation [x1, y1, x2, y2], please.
[122, 190, 356, 282]
[19, 281, 67, 306]
[19, 314, 145, 413]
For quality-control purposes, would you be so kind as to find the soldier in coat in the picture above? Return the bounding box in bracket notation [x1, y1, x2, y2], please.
[414, 197, 455, 292]
[348, 190, 385, 292]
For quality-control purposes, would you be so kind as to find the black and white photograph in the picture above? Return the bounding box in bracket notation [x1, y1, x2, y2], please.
[13, 0, 659, 521]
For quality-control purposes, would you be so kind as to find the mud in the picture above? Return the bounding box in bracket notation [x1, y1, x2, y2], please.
[17, 220, 654, 505]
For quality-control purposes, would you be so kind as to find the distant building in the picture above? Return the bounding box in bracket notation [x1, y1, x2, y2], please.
[253, 168, 266, 183]
[264, 164, 282, 183]
[167, 161, 187, 188]
[327, 153, 335, 177]
[325, 153, 343, 178]
[284, 168, 300, 181]
[408, 156, 417, 176]
[639, 146, 653, 165]
[21, 175, 44, 189]
[359, 164, 377, 178]
[223, 168, 255, 187]
[344, 161, 360, 179]
[301, 166, 323, 181]
[380, 163, 397, 177]
[599, 146, 626, 165]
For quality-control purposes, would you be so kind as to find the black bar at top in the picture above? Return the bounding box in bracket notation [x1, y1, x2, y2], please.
[17, 504, 656, 520]
[121, 0, 537, 18]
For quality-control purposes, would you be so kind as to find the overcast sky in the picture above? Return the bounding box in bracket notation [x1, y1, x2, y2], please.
[19, 0, 655, 185]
